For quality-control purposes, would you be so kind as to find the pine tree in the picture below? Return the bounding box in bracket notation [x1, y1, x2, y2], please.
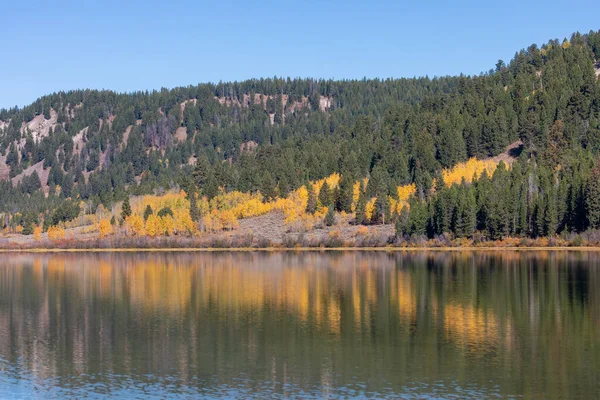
[190, 192, 200, 222]
[355, 188, 367, 225]
[336, 174, 353, 213]
[324, 206, 336, 226]
[277, 174, 290, 198]
[372, 195, 386, 224]
[395, 206, 410, 238]
[261, 172, 277, 201]
[121, 196, 132, 221]
[306, 183, 317, 214]
[143, 205, 154, 221]
[407, 200, 428, 236]
[464, 187, 477, 237]
[193, 156, 211, 190]
[318, 182, 332, 207]
[586, 161, 600, 229]
[545, 193, 557, 236]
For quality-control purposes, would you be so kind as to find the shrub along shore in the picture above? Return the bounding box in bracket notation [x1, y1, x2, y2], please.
[3, 228, 600, 251]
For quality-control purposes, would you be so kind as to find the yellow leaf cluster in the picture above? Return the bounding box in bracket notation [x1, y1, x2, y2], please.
[203, 209, 239, 232]
[174, 209, 196, 235]
[33, 226, 42, 241]
[160, 215, 175, 236]
[295, 185, 309, 211]
[231, 197, 272, 219]
[397, 183, 416, 201]
[441, 158, 503, 187]
[145, 214, 161, 237]
[125, 215, 145, 236]
[312, 172, 341, 195]
[133, 191, 191, 216]
[352, 181, 361, 212]
[99, 219, 113, 238]
[365, 197, 376, 221]
[389, 183, 417, 213]
[48, 226, 66, 240]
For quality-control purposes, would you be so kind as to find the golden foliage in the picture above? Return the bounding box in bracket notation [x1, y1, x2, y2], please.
[33, 226, 42, 241]
[312, 172, 341, 196]
[145, 214, 161, 237]
[397, 183, 416, 201]
[442, 158, 503, 187]
[48, 226, 66, 240]
[160, 215, 175, 236]
[203, 209, 239, 233]
[125, 215, 145, 236]
[365, 197, 376, 221]
[173, 209, 196, 236]
[99, 219, 113, 238]
[390, 183, 417, 214]
[132, 191, 191, 217]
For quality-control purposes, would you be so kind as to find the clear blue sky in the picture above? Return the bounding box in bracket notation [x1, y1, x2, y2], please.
[1, 0, 598, 109]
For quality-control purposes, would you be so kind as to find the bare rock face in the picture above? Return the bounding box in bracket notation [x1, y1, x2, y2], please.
[0, 154, 9, 181]
[20, 109, 59, 143]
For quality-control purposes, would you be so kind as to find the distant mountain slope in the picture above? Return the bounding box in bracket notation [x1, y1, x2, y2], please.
[0, 29, 599, 227]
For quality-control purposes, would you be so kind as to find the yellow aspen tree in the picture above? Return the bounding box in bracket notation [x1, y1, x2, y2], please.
[99, 219, 113, 238]
[125, 215, 145, 236]
[33, 226, 42, 241]
[160, 215, 175, 236]
[145, 214, 160, 237]
[365, 198, 377, 221]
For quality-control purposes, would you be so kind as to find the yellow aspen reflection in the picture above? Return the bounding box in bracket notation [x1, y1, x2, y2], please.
[396, 271, 416, 322]
[443, 304, 500, 351]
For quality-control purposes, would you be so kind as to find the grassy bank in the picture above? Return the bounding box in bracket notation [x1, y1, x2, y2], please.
[1, 233, 600, 252]
[1, 247, 600, 253]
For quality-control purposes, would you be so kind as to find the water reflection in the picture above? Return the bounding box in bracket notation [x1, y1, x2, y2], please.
[0, 251, 599, 398]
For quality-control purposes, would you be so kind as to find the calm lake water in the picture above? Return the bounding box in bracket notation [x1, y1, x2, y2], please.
[0, 251, 598, 399]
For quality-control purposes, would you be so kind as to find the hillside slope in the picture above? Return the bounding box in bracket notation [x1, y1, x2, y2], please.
[1, 30, 600, 243]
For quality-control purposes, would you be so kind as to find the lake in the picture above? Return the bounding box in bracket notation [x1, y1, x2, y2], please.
[0, 251, 598, 398]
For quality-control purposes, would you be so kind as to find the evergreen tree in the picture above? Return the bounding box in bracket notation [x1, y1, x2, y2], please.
[190, 192, 200, 222]
[306, 183, 317, 214]
[193, 157, 211, 190]
[324, 206, 336, 226]
[372, 195, 387, 224]
[395, 206, 410, 238]
[586, 161, 600, 229]
[318, 182, 332, 207]
[336, 174, 353, 213]
[261, 172, 277, 201]
[143, 205, 154, 221]
[355, 184, 368, 225]
[121, 196, 132, 221]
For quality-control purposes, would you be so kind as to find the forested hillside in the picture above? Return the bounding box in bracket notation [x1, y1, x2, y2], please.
[2, 30, 600, 244]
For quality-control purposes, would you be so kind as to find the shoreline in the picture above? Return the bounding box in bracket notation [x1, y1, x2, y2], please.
[1, 246, 600, 253]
